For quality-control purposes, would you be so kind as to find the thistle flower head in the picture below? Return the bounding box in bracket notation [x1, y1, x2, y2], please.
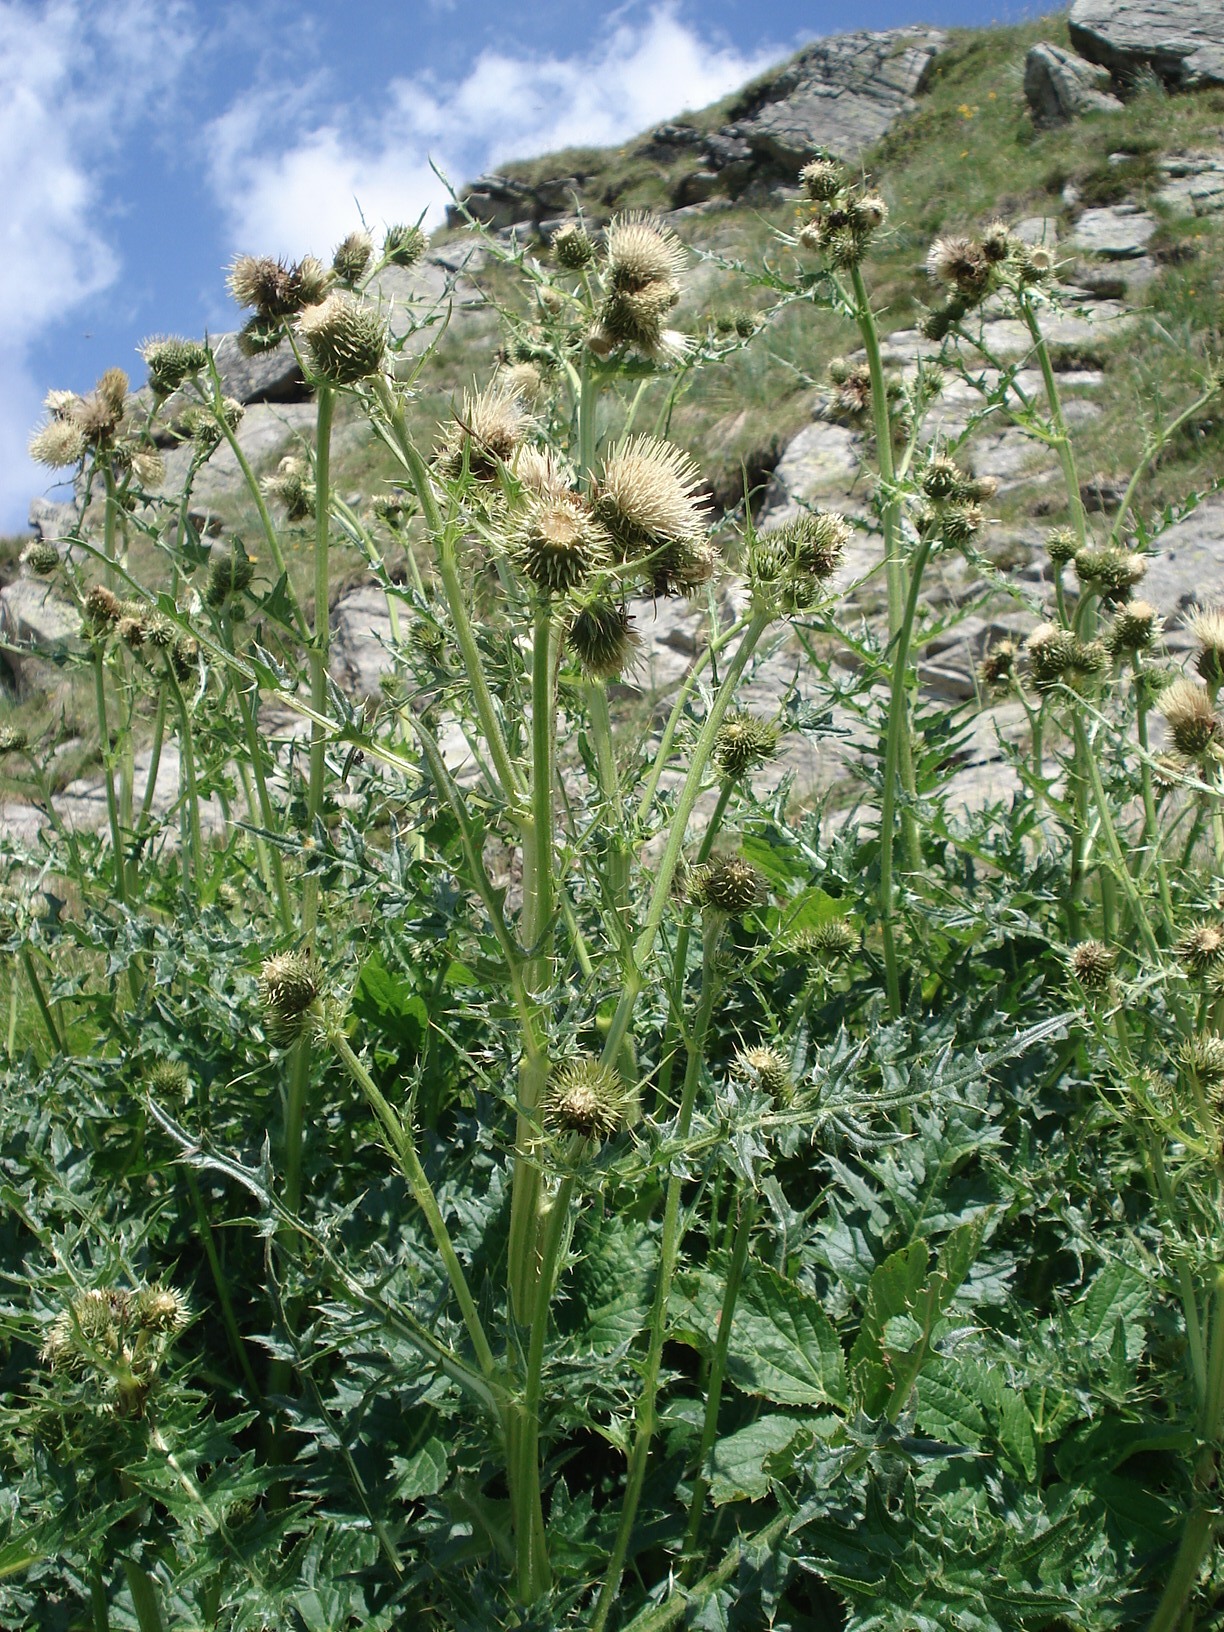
[594, 435, 708, 561]
[1075, 546, 1147, 603]
[228, 254, 327, 318]
[499, 361, 546, 405]
[714, 713, 779, 779]
[567, 599, 640, 680]
[0, 726, 28, 755]
[84, 585, 122, 631]
[768, 511, 851, 584]
[258, 951, 324, 1038]
[437, 382, 533, 480]
[544, 1057, 629, 1140]
[595, 280, 683, 359]
[939, 502, 984, 547]
[1025, 623, 1081, 692]
[136, 1286, 191, 1334]
[29, 417, 86, 468]
[1186, 605, 1224, 684]
[643, 535, 718, 598]
[297, 293, 387, 385]
[849, 192, 889, 234]
[979, 639, 1017, 689]
[980, 219, 1017, 263]
[141, 336, 208, 397]
[1180, 1033, 1224, 1090]
[689, 856, 768, 917]
[205, 545, 255, 610]
[605, 212, 687, 292]
[920, 297, 969, 342]
[332, 229, 374, 285]
[828, 360, 873, 419]
[513, 493, 607, 594]
[21, 540, 60, 576]
[1044, 527, 1078, 565]
[921, 455, 973, 501]
[552, 223, 596, 269]
[1175, 922, 1224, 977]
[117, 613, 146, 648]
[263, 455, 316, 522]
[1158, 678, 1222, 760]
[1107, 599, 1159, 653]
[799, 156, 845, 201]
[513, 444, 575, 502]
[789, 918, 860, 960]
[1071, 939, 1116, 991]
[926, 236, 992, 299]
[732, 1045, 793, 1105]
[145, 1058, 190, 1098]
[384, 223, 428, 266]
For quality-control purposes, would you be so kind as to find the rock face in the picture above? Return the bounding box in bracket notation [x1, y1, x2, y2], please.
[1157, 150, 1224, 215]
[0, 579, 81, 694]
[453, 27, 948, 226]
[1068, 203, 1158, 258]
[1024, 42, 1123, 125]
[1069, 0, 1224, 89]
[720, 27, 946, 169]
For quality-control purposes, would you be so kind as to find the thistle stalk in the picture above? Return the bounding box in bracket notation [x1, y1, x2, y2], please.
[592, 917, 725, 1632]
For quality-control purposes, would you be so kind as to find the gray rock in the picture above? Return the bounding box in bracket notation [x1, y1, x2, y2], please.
[1068, 204, 1158, 259]
[726, 27, 947, 169]
[1157, 150, 1224, 215]
[330, 583, 397, 699]
[759, 422, 862, 524]
[1064, 257, 1158, 297]
[0, 580, 81, 693]
[1070, 0, 1224, 89]
[157, 401, 317, 505]
[449, 173, 584, 231]
[28, 497, 77, 544]
[1012, 216, 1060, 246]
[1024, 42, 1123, 126]
[673, 170, 721, 208]
[1137, 495, 1224, 614]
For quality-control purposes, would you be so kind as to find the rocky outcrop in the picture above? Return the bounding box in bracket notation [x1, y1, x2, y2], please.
[1023, 42, 1123, 126]
[452, 26, 948, 228]
[716, 27, 946, 171]
[1157, 150, 1224, 215]
[1069, 0, 1224, 89]
[0, 578, 81, 694]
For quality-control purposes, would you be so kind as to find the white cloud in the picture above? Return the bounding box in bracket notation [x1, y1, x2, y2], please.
[209, 4, 780, 259]
[0, 0, 194, 529]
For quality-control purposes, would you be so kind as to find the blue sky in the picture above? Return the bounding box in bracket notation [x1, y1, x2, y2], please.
[3, 0, 1061, 531]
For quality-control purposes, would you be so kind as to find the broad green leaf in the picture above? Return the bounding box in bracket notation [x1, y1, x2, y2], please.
[997, 1389, 1038, 1483]
[352, 951, 428, 1053]
[392, 1436, 448, 1500]
[707, 1414, 821, 1505]
[1079, 1260, 1150, 1363]
[724, 1262, 847, 1407]
[566, 1215, 654, 1353]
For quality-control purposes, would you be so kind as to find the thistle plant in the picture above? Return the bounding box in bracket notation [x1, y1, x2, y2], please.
[5, 135, 1224, 1632]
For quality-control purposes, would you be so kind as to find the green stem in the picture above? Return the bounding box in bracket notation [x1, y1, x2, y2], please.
[329, 1030, 499, 1381]
[135, 684, 167, 835]
[1146, 1509, 1215, 1632]
[185, 1169, 263, 1404]
[879, 532, 934, 1018]
[303, 385, 334, 942]
[620, 1513, 791, 1632]
[235, 678, 292, 934]
[591, 919, 724, 1632]
[121, 1559, 166, 1632]
[1082, 733, 1161, 966]
[849, 263, 917, 869]
[1108, 386, 1220, 550]
[599, 615, 766, 1080]
[1133, 653, 1175, 931]
[1023, 299, 1087, 552]
[682, 1188, 755, 1570]
[375, 382, 525, 808]
[19, 948, 64, 1056]
[92, 648, 127, 907]
[165, 662, 204, 900]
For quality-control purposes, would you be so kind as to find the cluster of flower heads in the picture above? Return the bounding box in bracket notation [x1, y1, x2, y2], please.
[225, 223, 416, 385]
[796, 155, 888, 268]
[731, 1045, 794, 1106]
[432, 377, 720, 675]
[549, 214, 690, 363]
[922, 222, 1054, 340]
[28, 370, 163, 489]
[41, 1284, 189, 1416]
[916, 453, 997, 549]
[263, 455, 316, 522]
[749, 509, 852, 614]
[78, 585, 199, 679]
